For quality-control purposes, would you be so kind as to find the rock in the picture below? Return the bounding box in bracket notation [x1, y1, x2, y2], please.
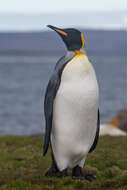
[100, 124, 126, 136]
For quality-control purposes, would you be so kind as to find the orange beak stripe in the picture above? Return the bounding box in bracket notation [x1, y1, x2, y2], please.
[56, 29, 68, 36]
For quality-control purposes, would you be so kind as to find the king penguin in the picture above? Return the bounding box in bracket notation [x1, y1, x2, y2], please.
[43, 25, 100, 181]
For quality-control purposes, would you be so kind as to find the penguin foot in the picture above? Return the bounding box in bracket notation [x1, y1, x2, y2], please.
[45, 166, 59, 177]
[72, 174, 96, 182]
[83, 174, 96, 182]
[45, 168, 58, 177]
[72, 165, 96, 182]
[45, 167, 68, 178]
[58, 169, 68, 178]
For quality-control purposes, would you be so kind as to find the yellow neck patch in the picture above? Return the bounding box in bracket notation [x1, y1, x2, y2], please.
[73, 33, 86, 58]
[75, 50, 86, 57]
[74, 33, 86, 58]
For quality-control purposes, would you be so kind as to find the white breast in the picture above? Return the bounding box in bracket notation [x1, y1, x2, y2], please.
[51, 55, 99, 171]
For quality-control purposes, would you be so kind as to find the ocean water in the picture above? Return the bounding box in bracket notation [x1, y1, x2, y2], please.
[0, 54, 127, 136]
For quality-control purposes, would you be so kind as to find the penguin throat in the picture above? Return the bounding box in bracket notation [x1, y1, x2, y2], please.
[75, 50, 86, 57]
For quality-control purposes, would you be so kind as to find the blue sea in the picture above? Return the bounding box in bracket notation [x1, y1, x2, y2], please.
[0, 54, 127, 135]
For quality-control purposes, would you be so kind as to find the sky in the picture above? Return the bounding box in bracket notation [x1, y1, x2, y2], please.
[0, 0, 127, 14]
[0, 0, 127, 31]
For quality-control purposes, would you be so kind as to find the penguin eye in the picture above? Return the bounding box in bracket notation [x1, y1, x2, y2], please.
[56, 29, 68, 36]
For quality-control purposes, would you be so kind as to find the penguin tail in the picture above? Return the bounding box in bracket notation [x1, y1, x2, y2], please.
[43, 141, 49, 156]
[43, 147, 47, 156]
[43, 126, 51, 156]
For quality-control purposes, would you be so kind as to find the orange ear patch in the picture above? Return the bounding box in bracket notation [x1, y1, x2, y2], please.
[81, 33, 85, 49]
[56, 29, 68, 36]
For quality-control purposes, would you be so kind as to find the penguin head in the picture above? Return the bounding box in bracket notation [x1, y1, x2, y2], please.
[47, 25, 85, 51]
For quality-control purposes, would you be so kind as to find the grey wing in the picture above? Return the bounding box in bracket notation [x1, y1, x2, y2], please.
[43, 52, 75, 156]
[89, 109, 100, 153]
[43, 72, 60, 156]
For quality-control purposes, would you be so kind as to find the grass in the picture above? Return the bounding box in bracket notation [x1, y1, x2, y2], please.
[0, 135, 127, 190]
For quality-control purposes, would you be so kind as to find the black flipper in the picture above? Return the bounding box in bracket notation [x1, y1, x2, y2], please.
[43, 51, 75, 156]
[89, 109, 100, 153]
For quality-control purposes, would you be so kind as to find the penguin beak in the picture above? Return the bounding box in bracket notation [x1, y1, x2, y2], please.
[47, 25, 68, 36]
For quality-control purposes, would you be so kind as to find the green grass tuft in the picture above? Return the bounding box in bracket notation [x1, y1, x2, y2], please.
[0, 135, 127, 190]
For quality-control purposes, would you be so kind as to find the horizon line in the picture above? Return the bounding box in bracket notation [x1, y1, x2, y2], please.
[0, 26, 127, 33]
